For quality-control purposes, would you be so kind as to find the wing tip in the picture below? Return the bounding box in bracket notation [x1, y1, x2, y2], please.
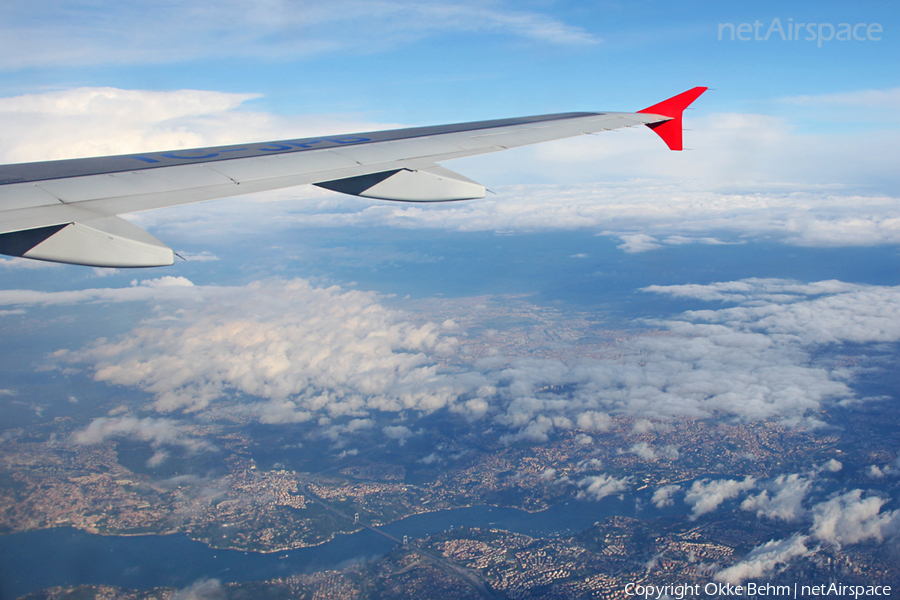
[637, 87, 708, 151]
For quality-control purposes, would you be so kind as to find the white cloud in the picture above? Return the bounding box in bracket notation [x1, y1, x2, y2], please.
[781, 87, 900, 122]
[624, 442, 678, 461]
[383, 425, 413, 445]
[71, 416, 213, 459]
[577, 474, 631, 501]
[614, 233, 730, 254]
[649, 278, 900, 346]
[644, 278, 860, 304]
[177, 178, 900, 255]
[0, 87, 389, 163]
[821, 459, 842, 473]
[714, 534, 810, 585]
[0, 257, 62, 270]
[499, 413, 556, 443]
[684, 477, 756, 519]
[660, 445, 679, 460]
[0, 276, 209, 308]
[631, 419, 671, 434]
[38, 274, 892, 445]
[479, 316, 850, 434]
[741, 473, 812, 522]
[0, 88, 250, 162]
[60, 278, 462, 424]
[419, 452, 439, 465]
[712, 463, 900, 585]
[136, 276, 195, 288]
[616, 233, 662, 253]
[526, 108, 900, 190]
[171, 578, 224, 600]
[576, 458, 603, 471]
[809, 490, 900, 546]
[624, 442, 656, 460]
[783, 87, 900, 109]
[177, 251, 220, 262]
[868, 465, 885, 479]
[575, 411, 612, 432]
[36, 275, 876, 445]
[652, 484, 680, 509]
[661, 235, 729, 247]
[739, 460, 843, 524]
[719, 482, 900, 584]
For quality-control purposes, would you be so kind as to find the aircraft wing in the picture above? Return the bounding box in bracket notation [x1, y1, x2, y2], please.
[0, 87, 706, 267]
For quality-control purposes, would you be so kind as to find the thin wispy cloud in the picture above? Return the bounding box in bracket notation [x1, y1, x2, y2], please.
[0, 0, 596, 70]
[782, 87, 900, 108]
[0, 276, 204, 307]
[72, 416, 213, 454]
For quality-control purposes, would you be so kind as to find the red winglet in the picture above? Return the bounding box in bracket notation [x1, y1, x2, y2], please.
[637, 87, 707, 151]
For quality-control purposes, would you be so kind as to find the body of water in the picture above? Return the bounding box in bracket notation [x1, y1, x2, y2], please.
[0, 493, 658, 599]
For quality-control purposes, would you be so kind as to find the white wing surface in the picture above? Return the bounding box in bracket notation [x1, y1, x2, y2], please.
[0, 87, 706, 267]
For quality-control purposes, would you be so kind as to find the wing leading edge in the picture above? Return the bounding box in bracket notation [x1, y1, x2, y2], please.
[0, 87, 706, 267]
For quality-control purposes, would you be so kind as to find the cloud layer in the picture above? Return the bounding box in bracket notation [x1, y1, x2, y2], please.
[272, 182, 900, 249]
[477, 277, 894, 436]
[20, 275, 890, 447]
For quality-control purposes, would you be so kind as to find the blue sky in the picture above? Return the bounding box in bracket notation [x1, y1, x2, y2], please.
[1, 0, 897, 121]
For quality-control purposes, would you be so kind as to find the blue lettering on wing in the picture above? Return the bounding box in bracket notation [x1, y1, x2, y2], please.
[114, 155, 160, 164]
[326, 137, 372, 144]
[161, 151, 221, 159]
[258, 144, 296, 152]
[287, 140, 323, 149]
